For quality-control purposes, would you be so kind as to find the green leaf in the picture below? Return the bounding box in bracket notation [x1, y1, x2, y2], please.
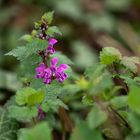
[134, 77, 140, 83]
[75, 77, 89, 90]
[34, 22, 40, 29]
[88, 72, 113, 95]
[41, 98, 67, 112]
[60, 84, 81, 96]
[0, 108, 19, 140]
[8, 106, 38, 121]
[109, 86, 122, 96]
[46, 26, 62, 36]
[121, 57, 139, 73]
[100, 47, 122, 65]
[120, 75, 137, 85]
[45, 82, 63, 98]
[6, 39, 48, 61]
[27, 90, 45, 106]
[19, 34, 33, 42]
[16, 87, 36, 106]
[51, 52, 73, 65]
[18, 122, 52, 140]
[110, 96, 128, 109]
[70, 121, 103, 140]
[126, 134, 140, 140]
[87, 106, 107, 129]
[24, 38, 48, 58]
[82, 95, 93, 106]
[16, 87, 45, 106]
[65, 66, 73, 77]
[85, 64, 105, 80]
[5, 46, 26, 61]
[128, 85, 140, 115]
[41, 11, 54, 24]
[128, 111, 140, 134]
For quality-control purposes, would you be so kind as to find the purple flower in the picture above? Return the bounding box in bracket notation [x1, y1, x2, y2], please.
[47, 46, 55, 54]
[35, 63, 46, 78]
[49, 38, 58, 46]
[55, 64, 68, 83]
[50, 57, 58, 72]
[43, 68, 52, 84]
[45, 38, 58, 55]
[50, 57, 68, 83]
[35, 58, 69, 84]
[37, 106, 45, 120]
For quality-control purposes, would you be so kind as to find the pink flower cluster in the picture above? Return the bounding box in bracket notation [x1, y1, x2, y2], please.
[36, 57, 68, 84]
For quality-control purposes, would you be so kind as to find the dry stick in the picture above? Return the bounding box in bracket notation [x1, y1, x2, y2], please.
[62, 125, 66, 140]
[38, 50, 47, 66]
[58, 107, 74, 134]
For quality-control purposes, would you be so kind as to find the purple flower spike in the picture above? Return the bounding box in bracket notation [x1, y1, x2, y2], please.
[35, 63, 46, 78]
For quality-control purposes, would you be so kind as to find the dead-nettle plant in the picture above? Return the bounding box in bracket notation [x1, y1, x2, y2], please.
[4, 11, 140, 140]
[6, 11, 73, 122]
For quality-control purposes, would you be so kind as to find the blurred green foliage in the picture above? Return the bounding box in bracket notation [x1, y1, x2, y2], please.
[1, 0, 140, 140]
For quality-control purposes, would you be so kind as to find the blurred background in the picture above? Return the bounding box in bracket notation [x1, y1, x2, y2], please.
[0, 0, 140, 104]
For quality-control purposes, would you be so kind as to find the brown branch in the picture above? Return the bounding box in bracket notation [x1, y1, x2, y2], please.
[58, 107, 74, 133]
[38, 50, 48, 67]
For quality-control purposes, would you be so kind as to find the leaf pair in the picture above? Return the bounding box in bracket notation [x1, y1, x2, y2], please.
[16, 87, 45, 106]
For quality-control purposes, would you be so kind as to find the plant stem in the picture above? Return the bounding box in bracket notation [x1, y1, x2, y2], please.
[58, 107, 74, 133]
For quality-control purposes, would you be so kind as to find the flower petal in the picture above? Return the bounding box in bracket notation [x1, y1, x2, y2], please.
[35, 63, 46, 78]
[50, 57, 58, 67]
[38, 63, 46, 68]
[46, 45, 55, 55]
[49, 38, 58, 46]
[44, 68, 52, 78]
[43, 78, 52, 84]
[58, 64, 68, 70]
[56, 72, 68, 83]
